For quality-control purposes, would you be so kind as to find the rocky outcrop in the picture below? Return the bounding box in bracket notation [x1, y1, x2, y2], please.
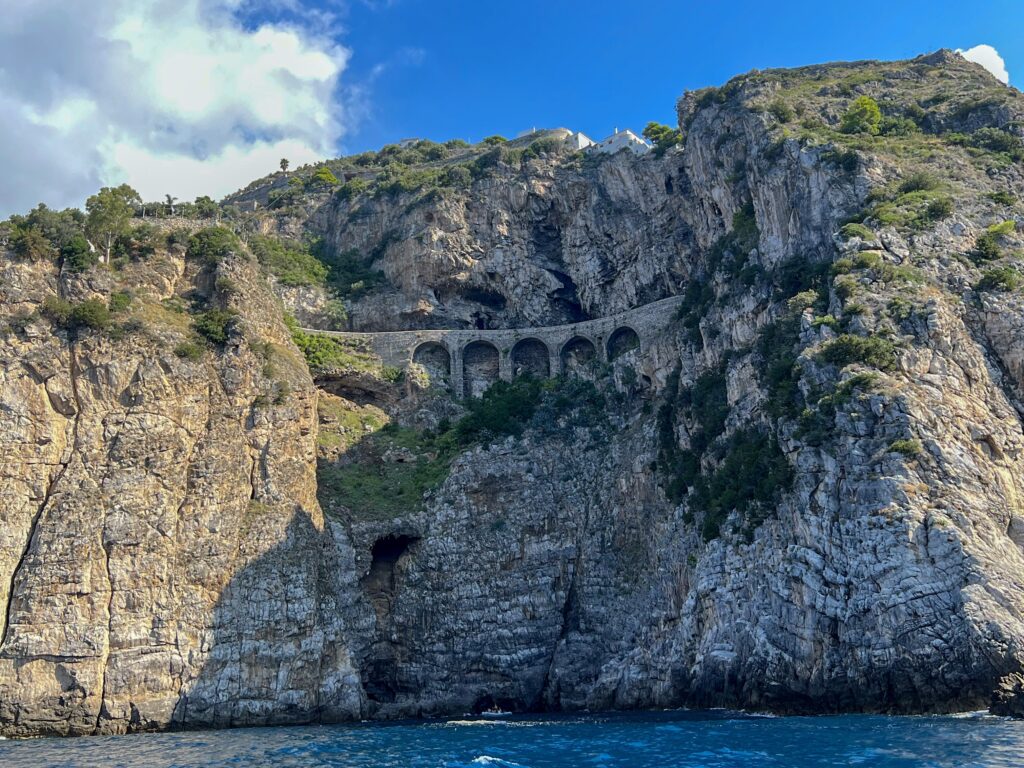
[2, 50, 1024, 736]
[0, 248, 364, 735]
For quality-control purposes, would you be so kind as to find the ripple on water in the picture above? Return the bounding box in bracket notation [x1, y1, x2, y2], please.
[1, 711, 1024, 768]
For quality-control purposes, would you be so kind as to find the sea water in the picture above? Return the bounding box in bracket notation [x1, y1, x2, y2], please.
[1, 709, 1022, 767]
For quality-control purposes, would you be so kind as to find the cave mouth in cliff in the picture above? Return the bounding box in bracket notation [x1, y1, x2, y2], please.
[362, 534, 420, 621]
[369, 534, 418, 567]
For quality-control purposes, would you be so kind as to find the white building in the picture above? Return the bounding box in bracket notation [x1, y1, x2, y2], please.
[564, 131, 595, 150]
[589, 128, 651, 156]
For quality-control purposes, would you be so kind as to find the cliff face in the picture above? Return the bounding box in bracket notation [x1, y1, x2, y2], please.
[0, 245, 365, 735]
[3, 50, 1024, 735]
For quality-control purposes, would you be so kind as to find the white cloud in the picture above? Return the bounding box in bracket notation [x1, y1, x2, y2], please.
[958, 44, 1010, 85]
[0, 0, 349, 216]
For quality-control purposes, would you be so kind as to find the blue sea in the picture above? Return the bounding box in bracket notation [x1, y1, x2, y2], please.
[1, 710, 1022, 767]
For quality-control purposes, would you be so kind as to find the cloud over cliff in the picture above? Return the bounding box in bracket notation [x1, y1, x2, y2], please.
[958, 44, 1010, 84]
[0, 0, 349, 216]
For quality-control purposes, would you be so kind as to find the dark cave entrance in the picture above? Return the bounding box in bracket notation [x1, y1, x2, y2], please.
[360, 534, 420, 704]
[362, 534, 419, 620]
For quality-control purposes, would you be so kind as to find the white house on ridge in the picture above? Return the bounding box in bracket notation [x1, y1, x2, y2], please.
[589, 128, 651, 155]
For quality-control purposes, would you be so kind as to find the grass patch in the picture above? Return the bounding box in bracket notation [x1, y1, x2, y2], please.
[840, 222, 875, 241]
[318, 376, 603, 519]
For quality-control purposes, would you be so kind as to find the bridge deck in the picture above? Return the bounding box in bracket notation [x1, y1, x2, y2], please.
[304, 294, 684, 397]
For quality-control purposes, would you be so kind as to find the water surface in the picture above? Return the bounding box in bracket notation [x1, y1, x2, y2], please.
[1, 709, 1021, 767]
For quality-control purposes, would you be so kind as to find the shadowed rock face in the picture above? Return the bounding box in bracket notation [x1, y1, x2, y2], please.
[4, 51, 1024, 736]
[0, 249, 366, 736]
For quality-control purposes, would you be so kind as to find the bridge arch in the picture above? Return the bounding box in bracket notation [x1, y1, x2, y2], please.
[412, 341, 451, 388]
[463, 340, 500, 398]
[607, 326, 640, 361]
[560, 335, 598, 376]
[510, 337, 551, 378]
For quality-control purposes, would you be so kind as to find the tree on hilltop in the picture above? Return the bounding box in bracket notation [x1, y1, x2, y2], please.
[86, 184, 141, 264]
[643, 121, 683, 155]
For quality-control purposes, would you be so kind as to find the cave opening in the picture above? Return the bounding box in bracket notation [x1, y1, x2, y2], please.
[360, 534, 420, 704]
[362, 534, 419, 620]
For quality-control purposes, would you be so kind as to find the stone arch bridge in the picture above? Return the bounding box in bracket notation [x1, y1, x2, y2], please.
[307, 295, 685, 397]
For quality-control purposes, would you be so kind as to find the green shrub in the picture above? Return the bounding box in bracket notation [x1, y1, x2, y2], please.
[188, 227, 240, 266]
[521, 137, 564, 161]
[40, 296, 73, 326]
[192, 308, 238, 345]
[812, 314, 839, 329]
[267, 186, 301, 209]
[174, 341, 205, 360]
[40, 296, 112, 333]
[834, 274, 859, 300]
[214, 276, 238, 296]
[315, 243, 386, 298]
[68, 299, 112, 332]
[818, 334, 897, 371]
[308, 166, 340, 189]
[821, 148, 859, 173]
[674, 278, 715, 348]
[840, 222, 875, 241]
[976, 266, 1022, 292]
[888, 296, 913, 320]
[756, 314, 803, 420]
[766, 100, 795, 123]
[317, 376, 598, 519]
[973, 232, 1002, 262]
[337, 177, 368, 201]
[988, 220, 1017, 237]
[831, 257, 854, 275]
[987, 191, 1017, 206]
[455, 377, 545, 443]
[888, 438, 923, 457]
[968, 127, 1024, 161]
[643, 121, 683, 155]
[61, 234, 97, 272]
[11, 226, 55, 261]
[710, 201, 759, 275]
[973, 220, 1017, 262]
[840, 96, 882, 135]
[249, 235, 328, 287]
[290, 325, 383, 374]
[694, 428, 793, 541]
[925, 197, 954, 222]
[108, 291, 132, 313]
[853, 251, 883, 270]
[898, 171, 940, 195]
[879, 116, 920, 136]
[481, 135, 508, 146]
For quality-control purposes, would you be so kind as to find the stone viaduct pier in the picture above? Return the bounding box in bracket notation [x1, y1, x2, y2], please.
[307, 295, 685, 397]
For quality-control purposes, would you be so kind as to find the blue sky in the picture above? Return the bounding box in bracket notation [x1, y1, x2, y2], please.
[337, 0, 1023, 151]
[0, 0, 1020, 215]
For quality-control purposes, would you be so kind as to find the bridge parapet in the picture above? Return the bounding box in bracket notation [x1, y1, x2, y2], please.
[306, 295, 684, 396]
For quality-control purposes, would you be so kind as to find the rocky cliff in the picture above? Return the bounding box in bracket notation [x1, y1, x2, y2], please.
[2, 50, 1024, 736]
